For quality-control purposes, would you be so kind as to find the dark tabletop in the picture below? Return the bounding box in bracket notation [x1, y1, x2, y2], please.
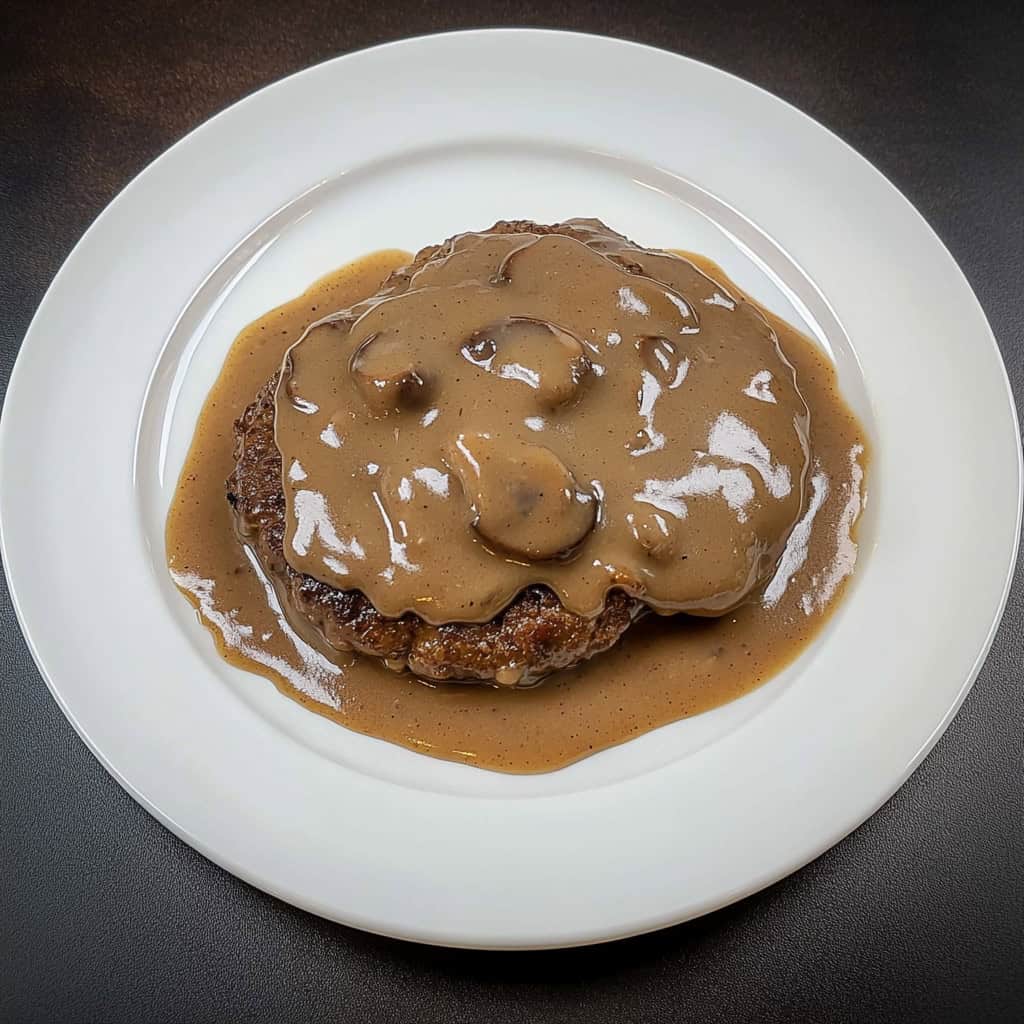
[2, 1, 1023, 1021]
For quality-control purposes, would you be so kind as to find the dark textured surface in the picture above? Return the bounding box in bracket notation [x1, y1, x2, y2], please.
[1, 0, 1022, 1020]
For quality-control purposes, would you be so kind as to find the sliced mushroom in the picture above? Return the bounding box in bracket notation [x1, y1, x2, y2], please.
[446, 432, 597, 561]
[350, 332, 433, 415]
[626, 508, 682, 561]
[462, 318, 591, 409]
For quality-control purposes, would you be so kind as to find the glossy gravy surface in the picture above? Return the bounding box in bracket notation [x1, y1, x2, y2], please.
[276, 223, 810, 623]
[167, 248, 868, 773]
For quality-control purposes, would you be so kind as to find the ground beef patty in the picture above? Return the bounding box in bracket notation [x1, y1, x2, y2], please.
[227, 221, 643, 685]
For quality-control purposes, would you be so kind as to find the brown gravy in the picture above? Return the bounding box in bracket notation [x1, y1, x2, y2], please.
[276, 222, 810, 626]
[166, 247, 868, 773]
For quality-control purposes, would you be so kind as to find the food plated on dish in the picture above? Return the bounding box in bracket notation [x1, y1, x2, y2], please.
[167, 218, 869, 772]
[5, 29, 1018, 947]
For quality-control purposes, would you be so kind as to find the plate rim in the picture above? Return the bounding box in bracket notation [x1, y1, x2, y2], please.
[1, 28, 1021, 949]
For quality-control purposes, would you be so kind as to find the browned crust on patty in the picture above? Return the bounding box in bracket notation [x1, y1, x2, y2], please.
[226, 221, 643, 684]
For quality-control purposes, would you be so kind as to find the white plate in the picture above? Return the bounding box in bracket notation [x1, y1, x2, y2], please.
[1, 30, 1020, 949]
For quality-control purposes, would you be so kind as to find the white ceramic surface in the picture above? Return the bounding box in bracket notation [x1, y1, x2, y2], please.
[1, 30, 1020, 949]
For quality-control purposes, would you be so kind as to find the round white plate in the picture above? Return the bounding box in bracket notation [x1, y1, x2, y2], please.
[1, 30, 1020, 949]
